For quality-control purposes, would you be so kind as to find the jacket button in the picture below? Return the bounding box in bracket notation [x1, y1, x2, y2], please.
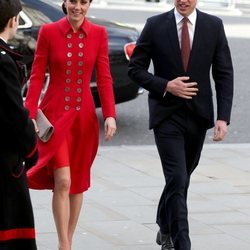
[77, 70, 83, 75]
[76, 88, 82, 93]
[79, 34, 84, 39]
[65, 105, 70, 111]
[76, 97, 82, 102]
[77, 79, 82, 84]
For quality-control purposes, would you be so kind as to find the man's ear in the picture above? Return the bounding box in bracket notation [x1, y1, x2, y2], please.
[9, 16, 19, 28]
[8, 16, 16, 29]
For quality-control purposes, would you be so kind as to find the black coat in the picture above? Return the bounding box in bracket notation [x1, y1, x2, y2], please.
[128, 9, 233, 129]
[0, 39, 37, 250]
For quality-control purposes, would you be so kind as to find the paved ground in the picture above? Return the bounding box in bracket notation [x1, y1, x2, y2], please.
[32, 144, 250, 250]
[33, 3, 250, 249]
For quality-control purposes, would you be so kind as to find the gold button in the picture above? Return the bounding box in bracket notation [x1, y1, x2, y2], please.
[67, 52, 72, 58]
[65, 87, 70, 93]
[78, 43, 84, 48]
[67, 43, 72, 48]
[76, 88, 82, 93]
[76, 97, 82, 102]
[77, 79, 82, 84]
[76, 106, 81, 111]
[79, 34, 84, 39]
[66, 78, 71, 84]
[67, 34, 72, 39]
[65, 105, 70, 110]
[67, 61, 72, 66]
[78, 52, 83, 57]
[78, 61, 83, 66]
[65, 96, 70, 102]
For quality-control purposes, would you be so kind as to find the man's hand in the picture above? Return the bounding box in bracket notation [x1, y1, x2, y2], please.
[213, 120, 228, 141]
[166, 76, 198, 99]
[104, 117, 117, 141]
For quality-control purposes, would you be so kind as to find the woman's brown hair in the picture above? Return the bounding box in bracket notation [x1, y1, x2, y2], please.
[62, 0, 93, 14]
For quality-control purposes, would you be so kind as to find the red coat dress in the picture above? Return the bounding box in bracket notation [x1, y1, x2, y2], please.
[25, 17, 116, 194]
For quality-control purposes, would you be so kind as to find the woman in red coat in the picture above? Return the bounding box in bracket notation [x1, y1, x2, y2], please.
[25, 0, 116, 249]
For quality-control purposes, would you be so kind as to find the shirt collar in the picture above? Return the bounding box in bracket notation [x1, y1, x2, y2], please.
[0, 38, 23, 60]
[0, 36, 7, 43]
[58, 16, 91, 36]
[174, 8, 197, 25]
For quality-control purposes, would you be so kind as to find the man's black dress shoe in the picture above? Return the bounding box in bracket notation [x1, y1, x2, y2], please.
[156, 230, 174, 250]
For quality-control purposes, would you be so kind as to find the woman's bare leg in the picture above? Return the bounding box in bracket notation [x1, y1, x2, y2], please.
[52, 167, 71, 250]
[68, 193, 83, 246]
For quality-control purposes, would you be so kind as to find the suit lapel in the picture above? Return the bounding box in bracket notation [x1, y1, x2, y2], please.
[165, 10, 183, 70]
[188, 10, 205, 71]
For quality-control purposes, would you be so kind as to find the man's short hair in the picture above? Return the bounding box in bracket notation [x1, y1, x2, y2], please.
[0, 0, 22, 33]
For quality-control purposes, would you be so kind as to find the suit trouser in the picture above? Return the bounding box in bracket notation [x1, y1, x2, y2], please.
[153, 107, 207, 250]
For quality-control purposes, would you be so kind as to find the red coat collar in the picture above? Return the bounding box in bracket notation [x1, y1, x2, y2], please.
[58, 17, 91, 37]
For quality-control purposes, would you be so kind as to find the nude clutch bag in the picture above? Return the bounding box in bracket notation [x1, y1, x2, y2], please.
[36, 109, 54, 142]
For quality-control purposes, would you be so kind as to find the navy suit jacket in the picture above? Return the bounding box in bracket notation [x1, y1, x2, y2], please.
[128, 9, 233, 129]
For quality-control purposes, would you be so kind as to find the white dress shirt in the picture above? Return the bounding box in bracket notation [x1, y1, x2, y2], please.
[0, 37, 7, 43]
[174, 8, 197, 49]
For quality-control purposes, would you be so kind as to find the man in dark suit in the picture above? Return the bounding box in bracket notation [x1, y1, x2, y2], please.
[128, 0, 233, 249]
[0, 0, 38, 249]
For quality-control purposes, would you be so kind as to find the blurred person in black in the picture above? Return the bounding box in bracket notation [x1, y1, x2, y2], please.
[0, 0, 38, 249]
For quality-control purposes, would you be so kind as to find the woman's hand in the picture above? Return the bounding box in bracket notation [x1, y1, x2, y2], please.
[104, 117, 116, 141]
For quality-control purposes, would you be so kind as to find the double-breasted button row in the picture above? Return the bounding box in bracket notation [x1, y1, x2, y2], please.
[67, 43, 84, 49]
[67, 33, 85, 39]
[64, 32, 85, 111]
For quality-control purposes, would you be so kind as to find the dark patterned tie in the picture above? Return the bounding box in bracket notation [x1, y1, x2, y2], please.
[181, 17, 190, 71]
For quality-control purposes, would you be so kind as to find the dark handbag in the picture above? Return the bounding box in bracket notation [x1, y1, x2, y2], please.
[36, 109, 54, 142]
